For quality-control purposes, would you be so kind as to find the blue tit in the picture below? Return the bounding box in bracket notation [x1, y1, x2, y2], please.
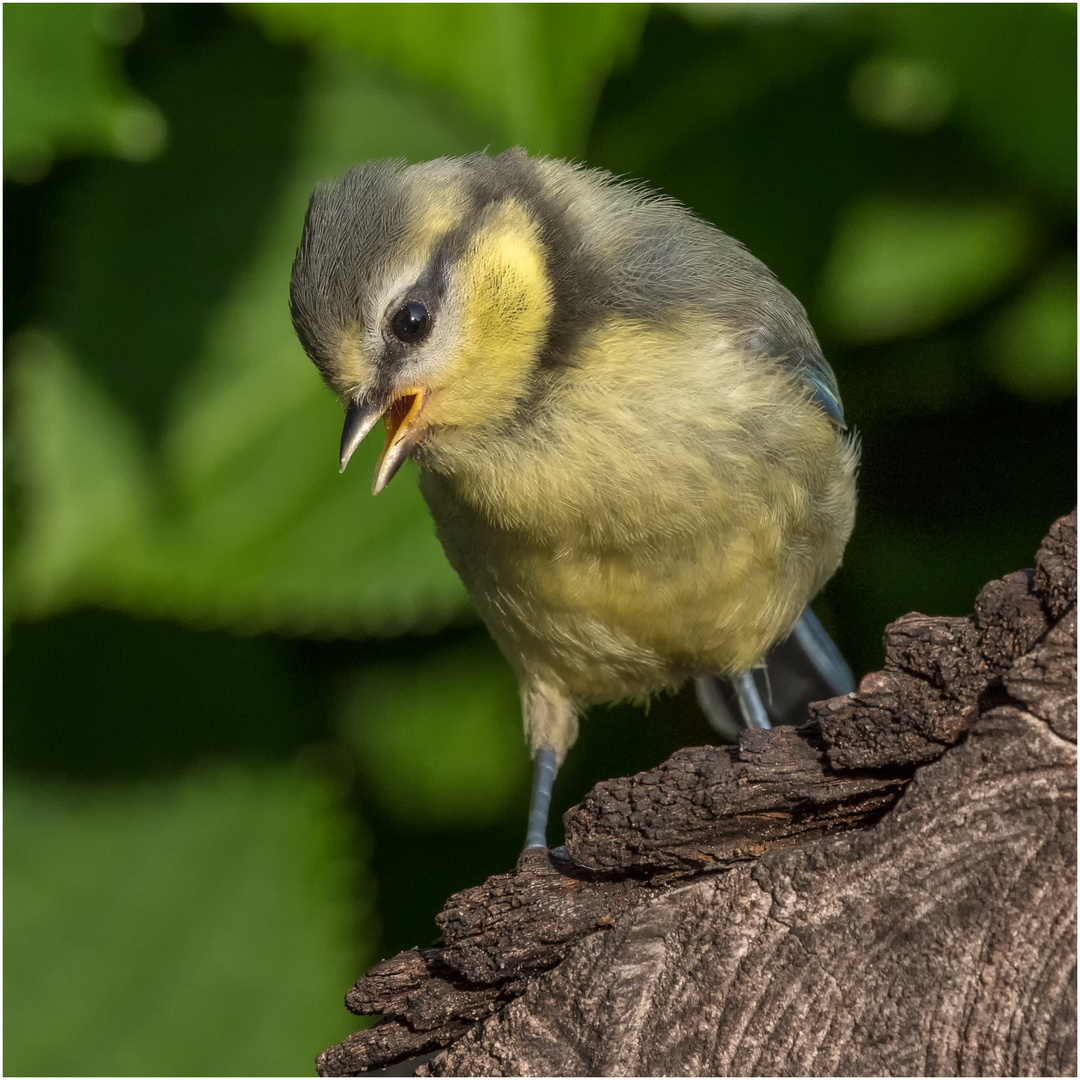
[290, 149, 858, 851]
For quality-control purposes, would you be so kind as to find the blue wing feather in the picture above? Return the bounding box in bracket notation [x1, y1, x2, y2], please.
[800, 366, 846, 428]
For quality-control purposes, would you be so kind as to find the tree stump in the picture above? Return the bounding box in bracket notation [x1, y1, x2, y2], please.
[319, 512, 1077, 1077]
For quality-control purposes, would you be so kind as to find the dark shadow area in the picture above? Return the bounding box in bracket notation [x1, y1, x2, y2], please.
[4, 609, 329, 779]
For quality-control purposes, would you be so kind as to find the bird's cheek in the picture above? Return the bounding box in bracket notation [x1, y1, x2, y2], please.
[427, 309, 550, 431]
[434, 209, 553, 428]
[329, 326, 378, 396]
[420, 371, 504, 431]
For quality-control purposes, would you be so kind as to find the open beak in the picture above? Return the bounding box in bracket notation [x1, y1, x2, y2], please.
[338, 387, 430, 495]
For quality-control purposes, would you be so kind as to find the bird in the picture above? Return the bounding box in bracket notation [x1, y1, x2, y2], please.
[290, 148, 859, 852]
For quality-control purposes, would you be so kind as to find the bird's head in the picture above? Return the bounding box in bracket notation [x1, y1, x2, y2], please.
[290, 153, 556, 494]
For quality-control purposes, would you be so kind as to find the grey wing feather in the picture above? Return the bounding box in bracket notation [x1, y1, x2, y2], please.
[742, 310, 846, 429]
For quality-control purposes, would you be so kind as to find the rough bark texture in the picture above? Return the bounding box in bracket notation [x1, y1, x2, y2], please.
[319, 512, 1077, 1078]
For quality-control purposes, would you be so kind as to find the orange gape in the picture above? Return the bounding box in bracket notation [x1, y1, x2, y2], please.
[374, 388, 428, 494]
[383, 391, 420, 446]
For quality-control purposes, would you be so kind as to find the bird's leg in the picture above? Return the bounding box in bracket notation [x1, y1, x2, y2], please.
[524, 748, 560, 850]
[791, 608, 856, 696]
[520, 679, 577, 851]
[733, 671, 772, 729]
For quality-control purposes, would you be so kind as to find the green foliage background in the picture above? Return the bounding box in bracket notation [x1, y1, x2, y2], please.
[4, 4, 1075, 1075]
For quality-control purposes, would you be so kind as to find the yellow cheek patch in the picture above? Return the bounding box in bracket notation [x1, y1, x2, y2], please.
[330, 325, 376, 397]
[427, 200, 553, 430]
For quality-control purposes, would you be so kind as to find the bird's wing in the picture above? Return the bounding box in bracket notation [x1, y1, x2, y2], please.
[742, 314, 846, 430]
[793, 351, 846, 429]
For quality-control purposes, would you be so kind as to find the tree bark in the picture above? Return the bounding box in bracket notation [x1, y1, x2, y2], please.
[318, 512, 1077, 1077]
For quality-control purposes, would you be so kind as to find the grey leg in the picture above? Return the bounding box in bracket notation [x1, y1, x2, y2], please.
[792, 608, 856, 696]
[733, 671, 772, 729]
[524, 748, 559, 850]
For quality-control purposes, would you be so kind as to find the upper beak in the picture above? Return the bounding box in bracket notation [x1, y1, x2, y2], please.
[339, 388, 430, 495]
[339, 398, 384, 474]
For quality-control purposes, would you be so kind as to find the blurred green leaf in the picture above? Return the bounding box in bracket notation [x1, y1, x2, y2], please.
[341, 635, 530, 826]
[3, 3, 166, 180]
[987, 258, 1078, 401]
[848, 54, 953, 135]
[3, 764, 365, 1076]
[8, 53, 479, 634]
[39, 16, 309, 445]
[244, 2, 647, 155]
[6, 329, 155, 613]
[883, 4, 1076, 197]
[819, 198, 1035, 343]
[591, 5, 855, 176]
[678, 3, 854, 29]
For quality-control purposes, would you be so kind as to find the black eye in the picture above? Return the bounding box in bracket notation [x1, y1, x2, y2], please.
[390, 300, 431, 344]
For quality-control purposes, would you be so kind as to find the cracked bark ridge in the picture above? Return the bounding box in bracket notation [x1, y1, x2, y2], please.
[317, 512, 1076, 1077]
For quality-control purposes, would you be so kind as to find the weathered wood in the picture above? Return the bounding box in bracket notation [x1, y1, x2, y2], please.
[562, 727, 909, 874]
[318, 512, 1076, 1077]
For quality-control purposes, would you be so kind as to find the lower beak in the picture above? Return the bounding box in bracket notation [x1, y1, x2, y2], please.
[372, 389, 429, 495]
[338, 388, 429, 495]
